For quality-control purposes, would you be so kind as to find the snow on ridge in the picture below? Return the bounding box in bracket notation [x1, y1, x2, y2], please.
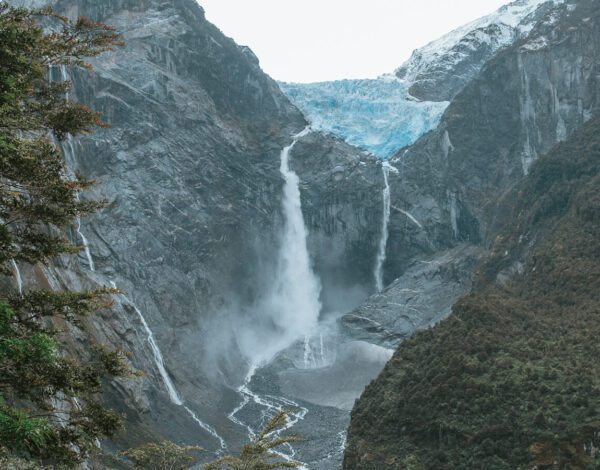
[396, 0, 565, 81]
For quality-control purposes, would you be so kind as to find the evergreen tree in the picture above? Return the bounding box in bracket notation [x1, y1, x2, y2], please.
[0, 3, 132, 466]
[205, 411, 301, 470]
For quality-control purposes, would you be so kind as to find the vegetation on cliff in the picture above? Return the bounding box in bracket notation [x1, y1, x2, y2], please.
[344, 117, 600, 469]
[0, 3, 133, 466]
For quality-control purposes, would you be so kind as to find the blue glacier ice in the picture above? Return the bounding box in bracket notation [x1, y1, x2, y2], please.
[280, 77, 448, 159]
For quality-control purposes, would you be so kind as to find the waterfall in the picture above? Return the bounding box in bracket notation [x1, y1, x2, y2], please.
[130, 303, 183, 405]
[299, 331, 331, 369]
[11, 260, 23, 296]
[374, 162, 392, 292]
[63, 135, 95, 271]
[109, 282, 227, 451]
[449, 192, 459, 239]
[228, 128, 319, 466]
[74, 212, 95, 271]
[303, 335, 316, 368]
[319, 332, 325, 364]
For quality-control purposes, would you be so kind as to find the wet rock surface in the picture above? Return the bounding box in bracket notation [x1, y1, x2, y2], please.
[341, 244, 484, 349]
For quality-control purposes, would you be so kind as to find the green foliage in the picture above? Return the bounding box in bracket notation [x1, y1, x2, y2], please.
[121, 441, 202, 470]
[205, 411, 302, 470]
[0, 2, 130, 467]
[0, 406, 52, 453]
[345, 117, 600, 469]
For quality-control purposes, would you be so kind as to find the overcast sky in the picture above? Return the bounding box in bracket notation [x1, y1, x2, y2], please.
[198, 0, 510, 83]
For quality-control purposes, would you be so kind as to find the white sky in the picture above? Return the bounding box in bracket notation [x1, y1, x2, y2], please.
[198, 0, 510, 83]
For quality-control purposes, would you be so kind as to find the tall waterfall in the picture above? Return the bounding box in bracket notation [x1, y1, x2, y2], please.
[237, 127, 322, 367]
[374, 162, 392, 292]
[227, 129, 320, 465]
[271, 127, 322, 362]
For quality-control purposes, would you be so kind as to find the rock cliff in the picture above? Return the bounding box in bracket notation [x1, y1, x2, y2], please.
[11, 0, 383, 463]
[343, 0, 599, 349]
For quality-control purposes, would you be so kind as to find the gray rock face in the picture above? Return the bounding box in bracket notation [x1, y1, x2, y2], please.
[291, 132, 382, 312]
[388, 0, 599, 254]
[341, 244, 484, 348]
[11, 0, 384, 459]
[51, 0, 307, 450]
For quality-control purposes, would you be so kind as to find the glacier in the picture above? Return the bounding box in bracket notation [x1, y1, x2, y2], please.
[279, 0, 564, 160]
[280, 78, 448, 159]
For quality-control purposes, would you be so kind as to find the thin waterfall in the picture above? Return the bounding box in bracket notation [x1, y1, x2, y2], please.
[130, 303, 183, 404]
[74, 210, 95, 271]
[374, 161, 392, 292]
[56, 65, 95, 271]
[11, 260, 23, 296]
[110, 283, 226, 451]
[319, 332, 325, 364]
[303, 335, 316, 368]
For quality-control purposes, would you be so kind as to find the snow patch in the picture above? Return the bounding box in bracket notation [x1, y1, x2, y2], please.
[396, 0, 565, 85]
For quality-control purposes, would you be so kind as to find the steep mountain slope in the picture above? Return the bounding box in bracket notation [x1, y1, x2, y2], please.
[341, 0, 599, 339]
[344, 0, 600, 467]
[345, 113, 600, 470]
[384, 0, 598, 272]
[280, 0, 564, 159]
[46, 0, 308, 452]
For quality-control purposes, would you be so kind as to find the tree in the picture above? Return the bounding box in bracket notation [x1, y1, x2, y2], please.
[0, 3, 130, 466]
[121, 441, 202, 470]
[205, 411, 302, 470]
